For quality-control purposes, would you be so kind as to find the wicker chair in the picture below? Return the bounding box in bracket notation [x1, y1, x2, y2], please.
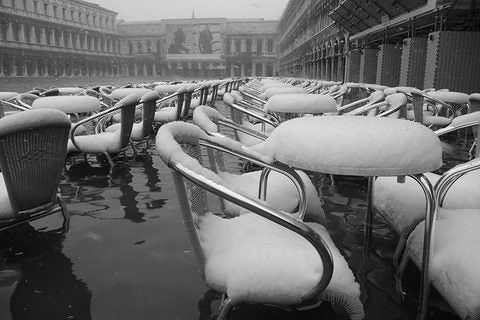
[155, 121, 364, 320]
[0, 108, 71, 231]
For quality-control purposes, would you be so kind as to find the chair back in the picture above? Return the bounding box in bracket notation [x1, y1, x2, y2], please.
[139, 91, 159, 137]
[118, 94, 140, 149]
[0, 108, 70, 214]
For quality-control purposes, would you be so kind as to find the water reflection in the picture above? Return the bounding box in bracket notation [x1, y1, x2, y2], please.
[0, 225, 92, 320]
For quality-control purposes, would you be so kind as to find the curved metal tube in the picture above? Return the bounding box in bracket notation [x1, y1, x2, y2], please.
[408, 174, 436, 320]
[198, 139, 308, 220]
[169, 160, 334, 303]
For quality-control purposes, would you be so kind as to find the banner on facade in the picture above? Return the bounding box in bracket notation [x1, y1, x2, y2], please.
[165, 22, 222, 60]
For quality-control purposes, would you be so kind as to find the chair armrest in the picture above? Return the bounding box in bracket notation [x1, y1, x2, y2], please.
[169, 159, 333, 303]
[434, 111, 480, 136]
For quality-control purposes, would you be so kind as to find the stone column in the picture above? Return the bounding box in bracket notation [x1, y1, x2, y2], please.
[7, 21, 13, 41]
[30, 25, 36, 44]
[262, 63, 266, 76]
[241, 63, 245, 77]
[0, 55, 4, 77]
[252, 62, 256, 77]
[50, 29, 56, 47]
[134, 62, 138, 76]
[11, 56, 17, 76]
[337, 55, 345, 82]
[241, 39, 246, 53]
[19, 24, 26, 42]
[68, 32, 73, 48]
[230, 63, 234, 77]
[32, 57, 38, 76]
[143, 63, 147, 76]
[152, 63, 157, 76]
[59, 31, 65, 48]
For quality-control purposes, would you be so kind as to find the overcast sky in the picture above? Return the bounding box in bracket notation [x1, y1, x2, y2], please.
[92, 0, 289, 22]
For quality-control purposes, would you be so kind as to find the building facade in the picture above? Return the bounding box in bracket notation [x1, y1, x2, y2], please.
[277, 0, 480, 93]
[0, 0, 128, 77]
[0, 0, 278, 79]
[118, 17, 278, 78]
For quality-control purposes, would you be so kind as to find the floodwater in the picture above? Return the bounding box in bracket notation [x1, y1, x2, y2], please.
[0, 84, 474, 320]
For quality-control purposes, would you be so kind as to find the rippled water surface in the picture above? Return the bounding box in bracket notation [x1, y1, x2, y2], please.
[0, 82, 475, 320]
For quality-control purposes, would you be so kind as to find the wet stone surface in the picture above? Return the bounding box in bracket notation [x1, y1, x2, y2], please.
[0, 90, 474, 319]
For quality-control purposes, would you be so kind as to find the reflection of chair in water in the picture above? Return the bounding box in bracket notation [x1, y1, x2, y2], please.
[155, 121, 364, 320]
[0, 109, 71, 231]
[0, 224, 92, 319]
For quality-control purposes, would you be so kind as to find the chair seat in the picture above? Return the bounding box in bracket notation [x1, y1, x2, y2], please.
[264, 94, 337, 114]
[218, 170, 325, 224]
[407, 208, 480, 320]
[154, 107, 178, 122]
[105, 121, 144, 141]
[32, 96, 101, 113]
[111, 88, 151, 100]
[0, 173, 14, 220]
[374, 170, 480, 235]
[67, 130, 121, 153]
[190, 97, 200, 109]
[406, 110, 451, 126]
[237, 122, 275, 146]
[250, 116, 442, 176]
[200, 212, 364, 319]
[261, 87, 307, 100]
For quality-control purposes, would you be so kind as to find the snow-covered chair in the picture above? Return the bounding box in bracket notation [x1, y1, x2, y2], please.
[155, 121, 364, 320]
[373, 111, 480, 264]
[397, 157, 480, 320]
[0, 109, 70, 231]
[154, 84, 196, 123]
[102, 91, 159, 155]
[248, 115, 443, 320]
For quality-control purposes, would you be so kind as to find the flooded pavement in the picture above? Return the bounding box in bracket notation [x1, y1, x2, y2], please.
[0, 99, 474, 320]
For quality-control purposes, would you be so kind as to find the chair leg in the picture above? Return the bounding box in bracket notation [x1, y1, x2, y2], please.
[363, 176, 375, 253]
[217, 296, 234, 320]
[57, 194, 71, 233]
[104, 152, 114, 169]
[393, 232, 408, 269]
[395, 251, 410, 299]
[130, 140, 138, 159]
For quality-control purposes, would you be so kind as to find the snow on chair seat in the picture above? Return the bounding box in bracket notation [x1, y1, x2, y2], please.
[261, 86, 307, 100]
[264, 93, 337, 114]
[250, 116, 442, 176]
[32, 96, 102, 114]
[405, 207, 480, 320]
[111, 88, 151, 100]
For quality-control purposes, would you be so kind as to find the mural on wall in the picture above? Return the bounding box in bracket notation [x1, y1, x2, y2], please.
[165, 22, 222, 59]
